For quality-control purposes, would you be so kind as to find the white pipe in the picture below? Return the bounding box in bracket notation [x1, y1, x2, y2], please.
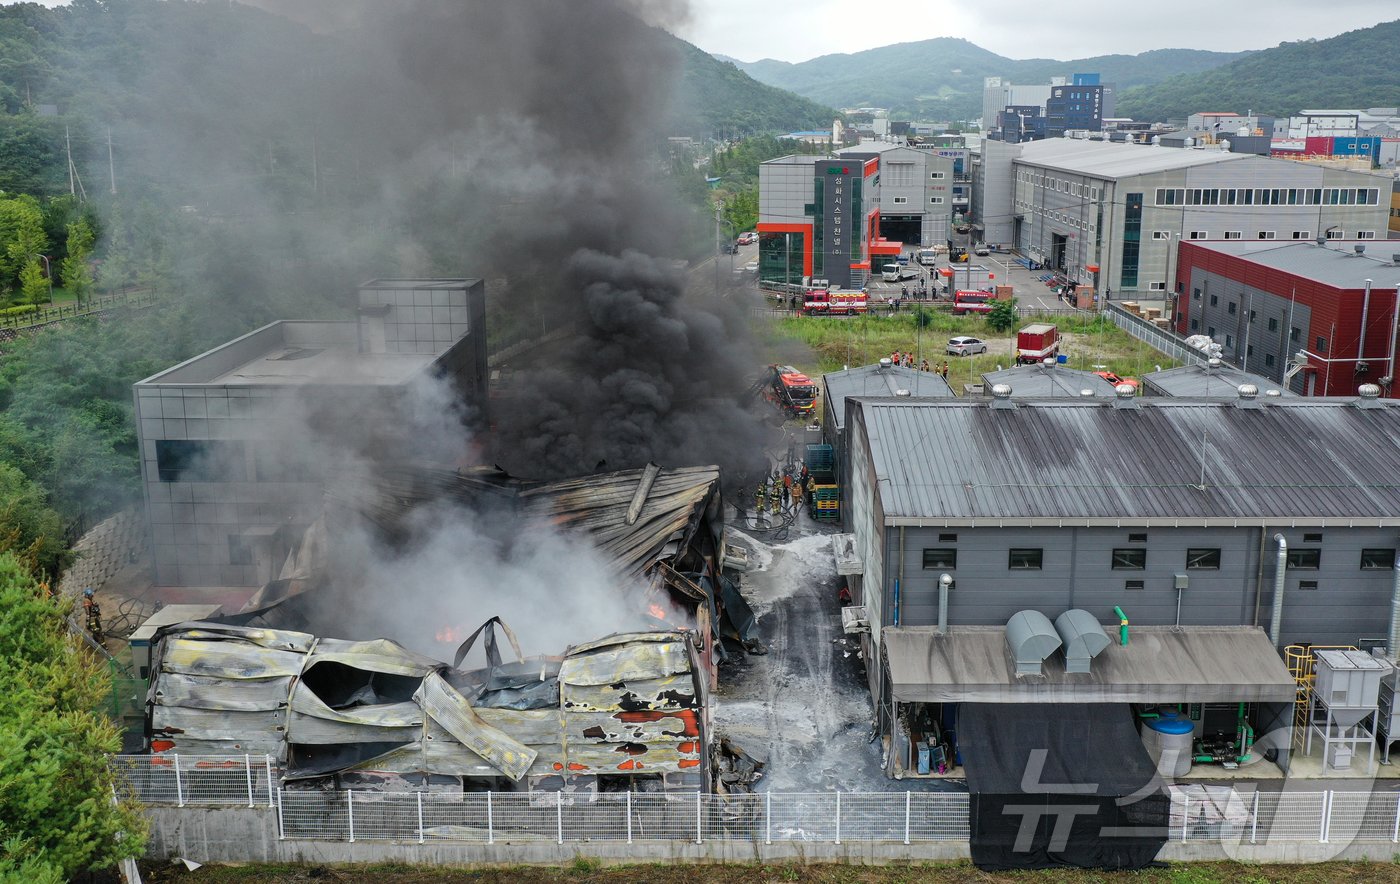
[938, 573, 953, 634]
[1390, 547, 1400, 663]
[1389, 284, 1400, 387]
[1270, 534, 1287, 648]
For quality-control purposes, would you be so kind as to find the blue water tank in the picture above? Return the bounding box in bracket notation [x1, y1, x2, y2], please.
[1145, 713, 1194, 735]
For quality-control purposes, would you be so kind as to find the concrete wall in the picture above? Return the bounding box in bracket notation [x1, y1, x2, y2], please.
[879, 525, 1400, 648]
[139, 805, 1400, 866]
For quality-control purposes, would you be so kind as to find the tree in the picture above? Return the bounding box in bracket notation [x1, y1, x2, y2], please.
[17, 257, 46, 305]
[60, 216, 94, 306]
[0, 553, 146, 882]
[986, 297, 1019, 334]
[0, 463, 69, 578]
[0, 194, 46, 293]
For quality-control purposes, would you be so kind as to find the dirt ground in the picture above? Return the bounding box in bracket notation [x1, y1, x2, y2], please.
[138, 859, 1400, 884]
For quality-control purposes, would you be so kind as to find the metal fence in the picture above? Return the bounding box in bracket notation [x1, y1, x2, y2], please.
[0, 289, 160, 332]
[113, 756, 1400, 846]
[114, 754, 277, 808]
[1104, 302, 1208, 365]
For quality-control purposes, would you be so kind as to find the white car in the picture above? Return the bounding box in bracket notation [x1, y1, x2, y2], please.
[737, 232, 758, 245]
[946, 335, 987, 356]
[973, 243, 991, 256]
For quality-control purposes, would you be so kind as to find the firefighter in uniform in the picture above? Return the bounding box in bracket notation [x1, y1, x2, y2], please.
[755, 481, 767, 518]
[769, 471, 782, 515]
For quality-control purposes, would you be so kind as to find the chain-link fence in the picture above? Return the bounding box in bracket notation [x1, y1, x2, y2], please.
[113, 756, 1400, 846]
[1104, 302, 1209, 365]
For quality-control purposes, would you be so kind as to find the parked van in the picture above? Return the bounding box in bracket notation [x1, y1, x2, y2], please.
[917, 249, 938, 266]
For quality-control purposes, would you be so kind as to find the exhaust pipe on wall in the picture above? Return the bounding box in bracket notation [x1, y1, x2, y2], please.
[1270, 534, 1287, 648]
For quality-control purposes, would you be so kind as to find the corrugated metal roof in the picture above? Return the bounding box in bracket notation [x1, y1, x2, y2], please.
[1185, 239, 1400, 290]
[1014, 138, 1247, 179]
[823, 363, 952, 430]
[883, 625, 1295, 703]
[1142, 363, 1296, 398]
[981, 364, 1119, 398]
[858, 397, 1400, 524]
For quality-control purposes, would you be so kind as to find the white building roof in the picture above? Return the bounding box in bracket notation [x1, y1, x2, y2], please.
[1014, 138, 1248, 180]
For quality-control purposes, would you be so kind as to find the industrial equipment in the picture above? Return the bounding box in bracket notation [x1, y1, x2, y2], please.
[803, 442, 839, 522]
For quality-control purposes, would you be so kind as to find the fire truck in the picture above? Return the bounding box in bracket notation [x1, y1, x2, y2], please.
[802, 288, 868, 315]
[763, 365, 818, 417]
[952, 290, 994, 315]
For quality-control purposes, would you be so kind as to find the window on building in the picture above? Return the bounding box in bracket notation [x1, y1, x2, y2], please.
[1208, 326, 1216, 338]
[1303, 532, 1322, 543]
[1268, 317, 1278, 332]
[1186, 548, 1221, 570]
[1265, 354, 1275, 368]
[938, 533, 958, 543]
[1224, 231, 1242, 240]
[1291, 231, 1311, 240]
[1299, 580, 1319, 591]
[1290, 326, 1301, 342]
[1191, 319, 1199, 331]
[885, 163, 915, 187]
[1149, 281, 1166, 291]
[1128, 532, 1148, 543]
[923, 548, 957, 569]
[1247, 345, 1254, 357]
[1287, 548, 1321, 570]
[1258, 231, 1276, 240]
[1193, 288, 1202, 300]
[1361, 549, 1396, 570]
[1316, 336, 1327, 353]
[1357, 230, 1376, 239]
[929, 196, 943, 204]
[1152, 231, 1171, 240]
[1227, 302, 1237, 315]
[892, 196, 908, 204]
[929, 171, 945, 179]
[1189, 231, 1207, 240]
[155, 439, 247, 483]
[1112, 548, 1147, 570]
[228, 535, 254, 566]
[1326, 228, 1344, 239]
[1125, 579, 1145, 591]
[1008, 548, 1043, 570]
[1225, 334, 1234, 348]
[1210, 294, 1218, 306]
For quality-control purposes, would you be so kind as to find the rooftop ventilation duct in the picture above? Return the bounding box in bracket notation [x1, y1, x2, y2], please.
[1265, 389, 1283, 398]
[1079, 388, 1095, 398]
[895, 389, 911, 397]
[1315, 235, 1327, 247]
[1235, 383, 1262, 409]
[1355, 383, 1384, 409]
[1006, 610, 1062, 676]
[879, 357, 893, 369]
[990, 383, 1016, 410]
[1354, 244, 1367, 256]
[1206, 357, 1222, 370]
[1392, 254, 1399, 266]
[1053, 609, 1111, 674]
[1112, 383, 1139, 409]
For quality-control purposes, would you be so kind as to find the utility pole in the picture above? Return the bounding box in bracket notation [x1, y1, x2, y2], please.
[107, 128, 116, 195]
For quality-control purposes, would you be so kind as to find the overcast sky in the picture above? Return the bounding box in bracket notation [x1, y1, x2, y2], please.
[11, 1, 1396, 64]
[677, 0, 1397, 63]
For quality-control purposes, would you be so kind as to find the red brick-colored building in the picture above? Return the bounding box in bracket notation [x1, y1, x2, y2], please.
[1174, 239, 1400, 397]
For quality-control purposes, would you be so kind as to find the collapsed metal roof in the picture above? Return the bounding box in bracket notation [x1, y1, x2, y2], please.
[148, 623, 707, 786]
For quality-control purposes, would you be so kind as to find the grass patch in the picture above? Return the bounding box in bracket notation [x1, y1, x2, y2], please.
[770, 311, 1178, 386]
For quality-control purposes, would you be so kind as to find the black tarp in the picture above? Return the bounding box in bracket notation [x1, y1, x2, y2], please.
[958, 703, 1168, 871]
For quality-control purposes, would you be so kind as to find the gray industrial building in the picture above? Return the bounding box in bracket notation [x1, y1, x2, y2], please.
[841, 391, 1400, 777]
[835, 144, 956, 246]
[1141, 362, 1295, 398]
[980, 363, 1119, 397]
[976, 138, 1390, 297]
[133, 279, 486, 587]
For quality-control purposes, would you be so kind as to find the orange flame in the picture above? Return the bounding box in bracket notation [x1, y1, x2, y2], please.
[436, 625, 464, 644]
[647, 603, 668, 622]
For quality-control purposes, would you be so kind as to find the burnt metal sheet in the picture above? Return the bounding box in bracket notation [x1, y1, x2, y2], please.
[153, 738, 286, 757]
[560, 675, 698, 713]
[151, 706, 286, 742]
[150, 673, 292, 712]
[857, 398, 1400, 524]
[160, 623, 316, 653]
[305, 638, 442, 677]
[285, 716, 422, 746]
[415, 671, 536, 781]
[159, 639, 307, 680]
[472, 708, 564, 744]
[563, 709, 701, 744]
[566, 631, 686, 656]
[563, 741, 702, 773]
[287, 683, 425, 727]
[559, 640, 692, 687]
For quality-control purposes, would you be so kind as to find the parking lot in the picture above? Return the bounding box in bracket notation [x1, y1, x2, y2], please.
[866, 247, 1082, 312]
